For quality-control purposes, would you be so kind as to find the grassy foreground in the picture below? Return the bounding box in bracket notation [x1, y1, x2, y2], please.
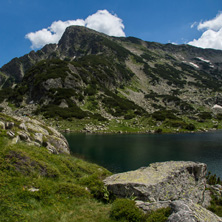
[0, 136, 114, 222]
[0, 134, 174, 222]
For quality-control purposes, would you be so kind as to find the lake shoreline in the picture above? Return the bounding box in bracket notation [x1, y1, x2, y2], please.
[64, 130, 222, 178]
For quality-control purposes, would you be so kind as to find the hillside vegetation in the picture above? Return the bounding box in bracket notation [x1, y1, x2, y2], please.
[0, 26, 222, 133]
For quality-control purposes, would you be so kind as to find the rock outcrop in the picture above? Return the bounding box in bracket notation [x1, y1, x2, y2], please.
[104, 161, 222, 221]
[0, 113, 70, 154]
[168, 199, 222, 222]
[135, 199, 222, 222]
[104, 161, 207, 203]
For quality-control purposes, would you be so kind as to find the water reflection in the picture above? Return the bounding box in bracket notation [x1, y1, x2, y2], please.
[64, 131, 222, 177]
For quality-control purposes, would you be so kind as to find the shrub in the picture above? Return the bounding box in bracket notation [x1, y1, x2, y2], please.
[216, 114, 222, 120]
[152, 110, 178, 121]
[145, 207, 172, 222]
[206, 172, 222, 185]
[185, 123, 196, 131]
[110, 199, 145, 222]
[79, 174, 109, 201]
[198, 112, 212, 120]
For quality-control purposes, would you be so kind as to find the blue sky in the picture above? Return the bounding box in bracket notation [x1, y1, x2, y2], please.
[1, 0, 222, 67]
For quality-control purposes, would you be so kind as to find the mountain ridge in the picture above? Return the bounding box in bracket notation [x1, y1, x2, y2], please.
[1, 25, 222, 133]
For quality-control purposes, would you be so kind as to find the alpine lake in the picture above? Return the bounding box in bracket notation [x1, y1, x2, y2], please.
[64, 130, 222, 178]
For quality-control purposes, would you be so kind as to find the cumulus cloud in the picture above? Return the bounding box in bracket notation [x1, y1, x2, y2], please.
[85, 10, 125, 37]
[188, 13, 222, 50]
[25, 10, 125, 49]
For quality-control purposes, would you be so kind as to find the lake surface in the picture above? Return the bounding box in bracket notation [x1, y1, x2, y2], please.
[64, 131, 222, 178]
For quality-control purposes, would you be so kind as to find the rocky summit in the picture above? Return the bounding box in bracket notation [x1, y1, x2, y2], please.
[0, 26, 222, 133]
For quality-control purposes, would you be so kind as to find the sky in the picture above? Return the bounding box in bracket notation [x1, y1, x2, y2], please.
[1, 0, 222, 67]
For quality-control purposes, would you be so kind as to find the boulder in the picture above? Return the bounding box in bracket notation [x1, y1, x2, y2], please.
[26, 122, 49, 135]
[104, 161, 207, 203]
[12, 136, 20, 144]
[0, 113, 70, 155]
[34, 133, 43, 144]
[19, 123, 27, 131]
[0, 121, 5, 129]
[212, 104, 222, 114]
[167, 199, 222, 222]
[7, 130, 15, 137]
[5, 122, 14, 129]
[46, 135, 70, 154]
[46, 142, 59, 154]
[18, 131, 30, 142]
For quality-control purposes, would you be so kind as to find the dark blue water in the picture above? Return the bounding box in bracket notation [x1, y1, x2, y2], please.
[64, 131, 222, 177]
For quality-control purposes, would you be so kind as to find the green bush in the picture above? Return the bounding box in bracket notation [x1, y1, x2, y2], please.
[36, 104, 88, 119]
[102, 89, 146, 118]
[145, 207, 171, 222]
[152, 110, 178, 121]
[110, 199, 145, 221]
[206, 172, 222, 185]
[79, 174, 110, 201]
[216, 114, 222, 120]
[198, 112, 212, 120]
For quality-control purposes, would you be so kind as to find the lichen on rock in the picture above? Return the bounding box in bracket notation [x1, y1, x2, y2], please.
[104, 161, 207, 203]
[0, 113, 70, 154]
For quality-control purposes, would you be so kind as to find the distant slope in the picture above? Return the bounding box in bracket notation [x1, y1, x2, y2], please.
[1, 26, 222, 133]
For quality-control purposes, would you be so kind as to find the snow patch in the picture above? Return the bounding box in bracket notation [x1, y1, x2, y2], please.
[212, 104, 222, 109]
[189, 62, 199, 69]
[196, 57, 211, 63]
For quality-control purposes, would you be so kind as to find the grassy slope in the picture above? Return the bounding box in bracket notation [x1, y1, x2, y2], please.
[1, 121, 222, 221]
[0, 135, 114, 222]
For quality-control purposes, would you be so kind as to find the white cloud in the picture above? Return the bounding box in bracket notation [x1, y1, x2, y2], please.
[85, 10, 125, 37]
[25, 10, 125, 49]
[197, 13, 222, 31]
[188, 13, 222, 50]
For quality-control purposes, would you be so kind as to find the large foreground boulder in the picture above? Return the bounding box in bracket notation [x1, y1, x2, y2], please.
[104, 161, 207, 203]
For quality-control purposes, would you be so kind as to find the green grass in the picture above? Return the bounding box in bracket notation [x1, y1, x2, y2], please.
[0, 137, 114, 222]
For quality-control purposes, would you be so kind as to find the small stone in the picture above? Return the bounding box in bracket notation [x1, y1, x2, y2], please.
[0, 121, 5, 129]
[12, 136, 20, 144]
[7, 130, 15, 137]
[5, 122, 14, 129]
[19, 123, 27, 131]
[28, 188, 39, 192]
[46, 142, 59, 154]
[18, 131, 30, 141]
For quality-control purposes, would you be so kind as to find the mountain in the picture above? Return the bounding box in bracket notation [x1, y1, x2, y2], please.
[1, 25, 222, 133]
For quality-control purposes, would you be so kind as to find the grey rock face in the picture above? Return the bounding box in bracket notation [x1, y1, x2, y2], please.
[34, 133, 43, 144]
[136, 200, 171, 213]
[104, 161, 207, 203]
[0, 121, 5, 129]
[167, 199, 222, 222]
[7, 130, 15, 137]
[42, 78, 63, 90]
[18, 131, 30, 141]
[0, 114, 70, 154]
[46, 135, 70, 154]
[19, 123, 27, 131]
